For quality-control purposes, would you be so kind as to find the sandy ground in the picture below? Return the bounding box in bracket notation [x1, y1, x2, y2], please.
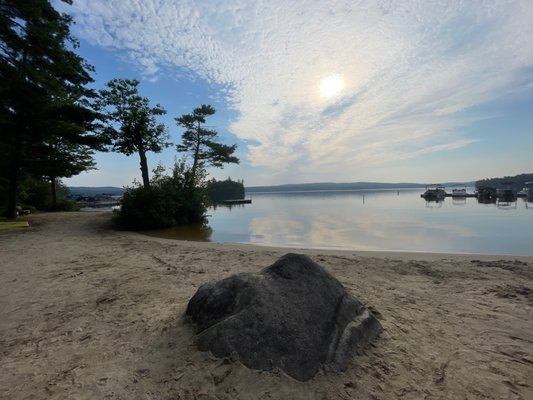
[1, 211, 532, 400]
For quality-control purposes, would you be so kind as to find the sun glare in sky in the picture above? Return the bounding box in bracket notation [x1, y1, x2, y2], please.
[57, 0, 533, 187]
[319, 75, 344, 98]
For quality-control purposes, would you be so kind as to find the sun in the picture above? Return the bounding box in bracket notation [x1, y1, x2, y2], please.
[319, 75, 344, 98]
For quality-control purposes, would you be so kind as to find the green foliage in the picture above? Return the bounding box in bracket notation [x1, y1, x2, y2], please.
[175, 105, 239, 182]
[98, 79, 169, 188]
[17, 176, 77, 211]
[0, 0, 102, 218]
[18, 177, 53, 210]
[207, 178, 245, 203]
[114, 162, 209, 230]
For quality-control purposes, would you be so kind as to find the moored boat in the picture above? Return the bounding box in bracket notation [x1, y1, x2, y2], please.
[524, 181, 533, 201]
[476, 186, 497, 203]
[451, 185, 467, 198]
[497, 188, 516, 201]
[421, 184, 446, 201]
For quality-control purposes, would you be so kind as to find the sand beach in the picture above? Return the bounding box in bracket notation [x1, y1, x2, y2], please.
[1, 211, 532, 399]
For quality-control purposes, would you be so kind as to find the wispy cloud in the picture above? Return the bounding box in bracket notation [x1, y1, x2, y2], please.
[59, 0, 533, 179]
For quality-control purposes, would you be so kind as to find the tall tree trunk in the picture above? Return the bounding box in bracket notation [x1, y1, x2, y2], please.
[6, 131, 23, 219]
[138, 148, 150, 188]
[50, 177, 57, 208]
[191, 121, 201, 185]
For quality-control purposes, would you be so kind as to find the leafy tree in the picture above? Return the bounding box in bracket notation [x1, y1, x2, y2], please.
[0, 0, 101, 218]
[98, 79, 169, 188]
[175, 105, 239, 182]
[18, 175, 77, 212]
[31, 139, 95, 207]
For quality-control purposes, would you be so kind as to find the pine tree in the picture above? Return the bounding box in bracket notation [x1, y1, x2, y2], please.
[0, 0, 101, 218]
[175, 105, 239, 182]
[98, 79, 169, 188]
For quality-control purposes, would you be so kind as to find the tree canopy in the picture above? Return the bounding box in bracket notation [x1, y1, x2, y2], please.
[207, 178, 245, 203]
[476, 173, 533, 191]
[0, 0, 102, 218]
[175, 105, 239, 182]
[0, 1, 244, 223]
[98, 78, 169, 188]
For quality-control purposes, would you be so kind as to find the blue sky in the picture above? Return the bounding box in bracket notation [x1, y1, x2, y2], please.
[56, 0, 533, 188]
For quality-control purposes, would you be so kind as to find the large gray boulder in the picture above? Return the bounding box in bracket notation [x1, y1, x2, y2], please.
[185, 253, 382, 381]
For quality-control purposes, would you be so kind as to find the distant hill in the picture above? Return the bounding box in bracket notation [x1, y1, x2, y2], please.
[68, 186, 126, 196]
[245, 181, 476, 193]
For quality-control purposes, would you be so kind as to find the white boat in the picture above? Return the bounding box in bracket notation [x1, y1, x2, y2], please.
[451, 185, 467, 198]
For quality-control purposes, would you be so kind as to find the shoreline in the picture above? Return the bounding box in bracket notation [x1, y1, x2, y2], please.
[1, 211, 532, 399]
[8, 208, 533, 261]
[135, 219, 533, 262]
[143, 236, 533, 262]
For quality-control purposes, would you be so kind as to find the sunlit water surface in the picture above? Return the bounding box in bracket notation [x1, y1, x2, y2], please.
[144, 189, 533, 256]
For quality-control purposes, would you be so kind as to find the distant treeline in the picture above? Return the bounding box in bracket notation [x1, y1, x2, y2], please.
[247, 182, 425, 193]
[246, 181, 475, 193]
[207, 178, 245, 203]
[68, 186, 126, 196]
[476, 173, 533, 191]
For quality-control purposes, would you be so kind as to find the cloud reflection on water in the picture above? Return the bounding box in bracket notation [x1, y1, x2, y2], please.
[247, 195, 474, 252]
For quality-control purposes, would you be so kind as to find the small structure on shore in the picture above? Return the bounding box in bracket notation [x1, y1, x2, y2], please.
[185, 253, 382, 381]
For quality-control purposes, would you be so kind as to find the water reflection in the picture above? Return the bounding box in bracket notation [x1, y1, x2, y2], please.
[425, 199, 443, 208]
[247, 194, 473, 252]
[477, 198, 496, 205]
[211, 203, 248, 211]
[143, 222, 213, 241]
[141, 189, 533, 255]
[496, 200, 518, 210]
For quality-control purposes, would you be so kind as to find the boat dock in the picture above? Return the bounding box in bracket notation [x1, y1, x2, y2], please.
[444, 193, 477, 198]
[421, 187, 529, 200]
[77, 201, 121, 208]
[420, 192, 477, 199]
[222, 199, 252, 205]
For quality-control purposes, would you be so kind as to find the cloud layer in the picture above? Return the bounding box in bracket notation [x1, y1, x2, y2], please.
[60, 0, 533, 180]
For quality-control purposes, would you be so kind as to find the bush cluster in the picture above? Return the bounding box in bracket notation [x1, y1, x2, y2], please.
[114, 163, 208, 230]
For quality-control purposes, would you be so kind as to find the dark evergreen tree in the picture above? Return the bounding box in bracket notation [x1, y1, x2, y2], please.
[207, 178, 245, 203]
[0, 0, 101, 218]
[175, 105, 239, 182]
[98, 79, 169, 188]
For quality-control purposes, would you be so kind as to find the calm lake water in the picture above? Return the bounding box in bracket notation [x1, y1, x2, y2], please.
[145, 189, 533, 256]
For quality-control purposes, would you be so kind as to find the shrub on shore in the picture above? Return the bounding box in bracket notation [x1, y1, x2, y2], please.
[114, 162, 208, 230]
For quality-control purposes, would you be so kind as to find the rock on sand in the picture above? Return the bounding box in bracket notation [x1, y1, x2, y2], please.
[186, 253, 382, 381]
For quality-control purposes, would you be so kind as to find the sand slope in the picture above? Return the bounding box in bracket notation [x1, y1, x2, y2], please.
[1, 211, 532, 399]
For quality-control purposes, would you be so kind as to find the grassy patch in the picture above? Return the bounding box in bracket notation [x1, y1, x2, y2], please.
[0, 219, 29, 230]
